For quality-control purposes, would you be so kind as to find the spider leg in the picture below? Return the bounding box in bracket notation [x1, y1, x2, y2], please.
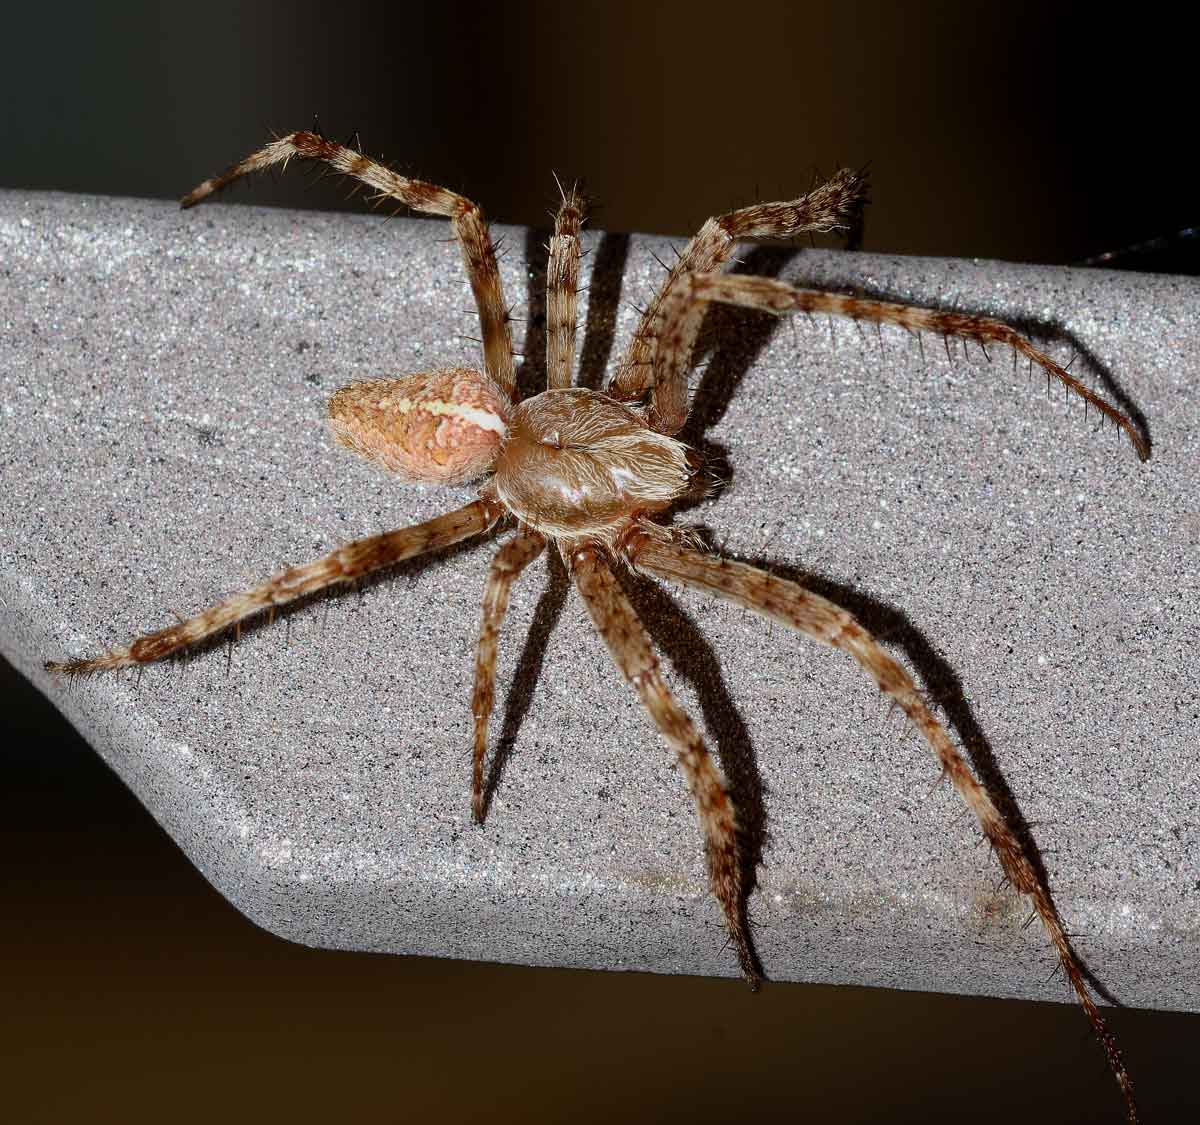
[46, 500, 501, 676]
[471, 527, 547, 822]
[569, 543, 759, 985]
[181, 132, 516, 396]
[624, 528, 1139, 1122]
[664, 271, 1148, 458]
[608, 168, 868, 415]
[547, 184, 586, 390]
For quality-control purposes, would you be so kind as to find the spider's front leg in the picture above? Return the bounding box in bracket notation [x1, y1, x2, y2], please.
[608, 168, 869, 430]
[46, 501, 500, 676]
[623, 527, 1139, 1122]
[650, 270, 1149, 458]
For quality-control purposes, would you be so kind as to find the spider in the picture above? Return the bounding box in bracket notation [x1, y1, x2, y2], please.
[46, 131, 1148, 1121]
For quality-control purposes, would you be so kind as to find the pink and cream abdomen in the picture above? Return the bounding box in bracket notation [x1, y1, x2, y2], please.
[328, 367, 510, 485]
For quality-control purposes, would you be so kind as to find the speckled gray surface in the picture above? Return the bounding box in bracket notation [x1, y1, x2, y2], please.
[2, 190, 1197, 1011]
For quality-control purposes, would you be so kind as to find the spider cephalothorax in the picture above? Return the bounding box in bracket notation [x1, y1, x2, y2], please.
[490, 389, 699, 540]
[48, 130, 1148, 1122]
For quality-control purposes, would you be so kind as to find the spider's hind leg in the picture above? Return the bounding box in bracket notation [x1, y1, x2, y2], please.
[46, 500, 499, 676]
[181, 131, 516, 396]
[546, 184, 587, 391]
[471, 527, 546, 822]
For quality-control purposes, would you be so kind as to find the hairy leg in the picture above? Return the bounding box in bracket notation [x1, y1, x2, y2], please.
[624, 528, 1138, 1121]
[662, 271, 1148, 458]
[182, 131, 516, 396]
[47, 500, 501, 675]
[546, 184, 586, 390]
[607, 169, 868, 426]
[471, 528, 547, 821]
[569, 544, 758, 984]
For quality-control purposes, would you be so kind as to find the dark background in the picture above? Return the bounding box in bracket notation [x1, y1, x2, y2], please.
[3, 2, 1196, 1122]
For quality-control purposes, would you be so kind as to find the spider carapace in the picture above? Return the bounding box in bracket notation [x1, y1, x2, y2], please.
[48, 130, 1148, 1122]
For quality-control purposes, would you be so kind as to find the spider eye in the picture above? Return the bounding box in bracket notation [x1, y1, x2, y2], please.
[328, 367, 510, 485]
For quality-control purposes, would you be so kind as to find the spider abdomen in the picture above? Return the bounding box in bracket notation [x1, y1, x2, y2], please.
[492, 388, 694, 542]
[328, 367, 510, 485]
